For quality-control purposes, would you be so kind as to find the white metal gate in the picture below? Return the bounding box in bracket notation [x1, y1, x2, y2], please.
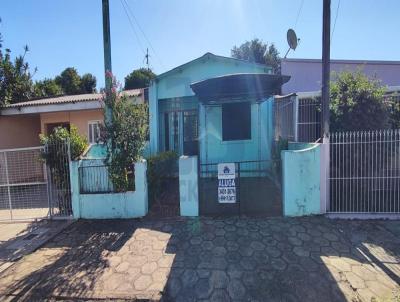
[0, 146, 49, 220]
[0, 141, 72, 221]
[329, 129, 400, 214]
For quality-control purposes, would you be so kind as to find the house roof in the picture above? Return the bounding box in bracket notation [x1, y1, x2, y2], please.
[190, 73, 290, 103]
[155, 52, 273, 81]
[4, 89, 142, 108]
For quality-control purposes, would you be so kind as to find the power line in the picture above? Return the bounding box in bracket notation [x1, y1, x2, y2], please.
[331, 0, 341, 42]
[294, 0, 304, 29]
[123, 0, 165, 69]
[119, 0, 146, 56]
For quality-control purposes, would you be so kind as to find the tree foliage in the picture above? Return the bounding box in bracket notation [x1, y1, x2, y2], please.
[80, 73, 97, 93]
[330, 71, 390, 132]
[33, 78, 63, 98]
[231, 39, 281, 74]
[101, 75, 149, 192]
[124, 68, 155, 90]
[0, 22, 35, 106]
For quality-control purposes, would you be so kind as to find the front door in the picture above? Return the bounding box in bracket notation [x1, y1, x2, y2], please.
[163, 110, 198, 156]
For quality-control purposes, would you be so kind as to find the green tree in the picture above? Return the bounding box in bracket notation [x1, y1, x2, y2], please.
[80, 73, 97, 93]
[33, 78, 62, 98]
[55, 67, 82, 95]
[330, 71, 390, 131]
[231, 39, 281, 74]
[0, 27, 35, 106]
[124, 68, 155, 90]
[101, 75, 149, 192]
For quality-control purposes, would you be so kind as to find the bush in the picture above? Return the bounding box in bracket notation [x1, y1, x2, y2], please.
[40, 125, 88, 161]
[146, 151, 178, 203]
[330, 71, 389, 131]
[100, 74, 149, 192]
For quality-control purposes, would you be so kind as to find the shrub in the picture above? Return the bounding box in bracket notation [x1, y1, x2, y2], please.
[100, 74, 149, 192]
[146, 151, 178, 203]
[330, 71, 389, 131]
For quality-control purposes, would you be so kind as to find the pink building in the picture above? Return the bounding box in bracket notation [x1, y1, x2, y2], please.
[281, 58, 400, 94]
[0, 89, 144, 149]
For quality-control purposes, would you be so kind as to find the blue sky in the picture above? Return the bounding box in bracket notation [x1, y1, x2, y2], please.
[1, 0, 399, 88]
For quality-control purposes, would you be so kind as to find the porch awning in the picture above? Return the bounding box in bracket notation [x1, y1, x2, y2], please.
[190, 73, 290, 104]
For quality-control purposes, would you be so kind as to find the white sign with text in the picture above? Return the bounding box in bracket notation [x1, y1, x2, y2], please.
[217, 163, 236, 203]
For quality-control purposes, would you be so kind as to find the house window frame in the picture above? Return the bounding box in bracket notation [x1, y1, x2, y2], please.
[221, 101, 252, 142]
[88, 120, 102, 144]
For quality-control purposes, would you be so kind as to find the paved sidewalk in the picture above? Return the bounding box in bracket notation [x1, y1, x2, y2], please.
[0, 216, 399, 301]
[0, 220, 73, 275]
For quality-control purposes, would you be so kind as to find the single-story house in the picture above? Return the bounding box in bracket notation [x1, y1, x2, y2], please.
[149, 52, 290, 215]
[0, 89, 145, 149]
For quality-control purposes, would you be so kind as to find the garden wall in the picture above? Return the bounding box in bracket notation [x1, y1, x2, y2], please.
[281, 143, 322, 216]
[69, 159, 148, 219]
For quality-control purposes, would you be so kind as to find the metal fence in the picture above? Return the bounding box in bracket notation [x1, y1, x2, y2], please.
[297, 97, 321, 142]
[329, 129, 400, 213]
[78, 164, 135, 194]
[45, 140, 73, 217]
[274, 94, 297, 142]
[0, 146, 49, 220]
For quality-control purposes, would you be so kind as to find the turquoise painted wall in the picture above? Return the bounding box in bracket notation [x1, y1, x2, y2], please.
[69, 159, 148, 219]
[179, 156, 199, 216]
[149, 53, 271, 154]
[199, 98, 274, 164]
[281, 143, 321, 216]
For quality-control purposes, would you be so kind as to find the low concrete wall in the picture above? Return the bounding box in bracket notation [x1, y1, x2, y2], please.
[281, 143, 321, 216]
[70, 159, 148, 219]
[179, 156, 199, 216]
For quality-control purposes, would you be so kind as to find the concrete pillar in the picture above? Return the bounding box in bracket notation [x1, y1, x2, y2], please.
[69, 160, 81, 219]
[135, 159, 148, 215]
[179, 156, 199, 216]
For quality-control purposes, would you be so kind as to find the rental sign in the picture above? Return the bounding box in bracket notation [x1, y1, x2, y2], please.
[217, 163, 236, 203]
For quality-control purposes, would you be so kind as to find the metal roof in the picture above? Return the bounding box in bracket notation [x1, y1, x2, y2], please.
[4, 89, 142, 108]
[190, 73, 290, 103]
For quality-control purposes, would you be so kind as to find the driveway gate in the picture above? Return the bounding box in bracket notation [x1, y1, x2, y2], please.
[199, 160, 282, 216]
[0, 142, 72, 221]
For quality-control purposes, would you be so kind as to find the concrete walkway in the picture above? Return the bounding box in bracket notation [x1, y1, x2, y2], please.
[0, 220, 73, 275]
[0, 216, 399, 301]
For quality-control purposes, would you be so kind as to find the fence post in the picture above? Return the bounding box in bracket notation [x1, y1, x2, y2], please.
[293, 95, 299, 142]
[4, 151, 13, 220]
[69, 160, 80, 219]
[320, 137, 330, 213]
[134, 159, 148, 216]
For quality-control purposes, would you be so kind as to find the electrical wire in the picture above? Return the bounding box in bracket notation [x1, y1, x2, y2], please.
[123, 0, 165, 69]
[119, 0, 146, 56]
[331, 0, 341, 42]
[294, 0, 304, 29]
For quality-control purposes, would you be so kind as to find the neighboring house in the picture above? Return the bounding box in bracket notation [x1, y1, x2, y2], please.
[281, 58, 400, 94]
[149, 52, 289, 215]
[0, 89, 145, 149]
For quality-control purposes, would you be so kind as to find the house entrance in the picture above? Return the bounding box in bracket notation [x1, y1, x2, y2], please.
[198, 160, 282, 216]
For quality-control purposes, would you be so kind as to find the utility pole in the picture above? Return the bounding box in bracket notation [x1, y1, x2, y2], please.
[321, 0, 331, 139]
[102, 0, 112, 125]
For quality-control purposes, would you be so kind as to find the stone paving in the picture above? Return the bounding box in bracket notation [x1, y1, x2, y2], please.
[0, 216, 399, 301]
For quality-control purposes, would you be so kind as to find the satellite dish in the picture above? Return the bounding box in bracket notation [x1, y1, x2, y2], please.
[287, 29, 298, 50]
[284, 28, 300, 58]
